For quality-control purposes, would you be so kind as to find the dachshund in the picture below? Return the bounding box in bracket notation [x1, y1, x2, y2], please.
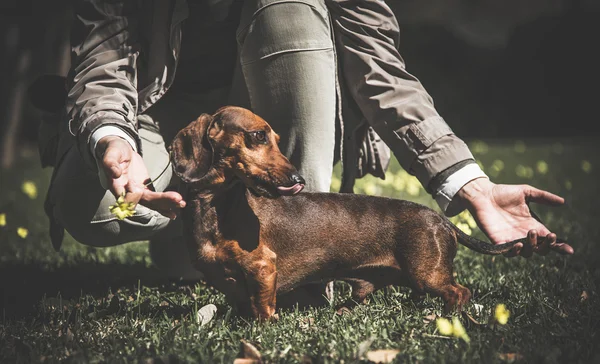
[169, 106, 542, 320]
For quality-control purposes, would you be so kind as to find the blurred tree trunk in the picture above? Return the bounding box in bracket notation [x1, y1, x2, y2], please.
[1, 5, 71, 169]
[1, 26, 31, 169]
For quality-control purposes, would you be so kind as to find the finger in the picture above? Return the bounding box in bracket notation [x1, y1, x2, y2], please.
[521, 230, 536, 258]
[110, 179, 127, 198]
[550, 238, 575, 255]
[536, 232, 553, 256]
[525, 186, 565, 206]
[124, 180, 144, 206]
[140, 190, 186, 219]
[504, 242, 523, 258]
[102, 148, 124, 179]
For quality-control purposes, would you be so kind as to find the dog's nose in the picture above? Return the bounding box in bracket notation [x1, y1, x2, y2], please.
[291, 173, 305, 185]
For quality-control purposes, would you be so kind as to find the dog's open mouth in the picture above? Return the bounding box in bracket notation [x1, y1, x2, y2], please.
[276, 183, 304, 196]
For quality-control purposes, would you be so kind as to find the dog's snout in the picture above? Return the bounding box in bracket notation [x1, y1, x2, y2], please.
[291, 173, 305, 185]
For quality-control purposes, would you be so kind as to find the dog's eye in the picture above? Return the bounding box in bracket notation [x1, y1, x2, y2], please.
[250, 131, 267, 143]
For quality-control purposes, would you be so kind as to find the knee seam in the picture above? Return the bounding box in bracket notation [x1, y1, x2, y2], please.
[240, 46, 333, 66]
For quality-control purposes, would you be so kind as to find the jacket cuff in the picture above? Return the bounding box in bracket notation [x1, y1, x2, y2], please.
[407, 133, 476, 193]
[76, 110, 141, 171]
[435, 163, 488, 216]
[391, 116, 474, 191]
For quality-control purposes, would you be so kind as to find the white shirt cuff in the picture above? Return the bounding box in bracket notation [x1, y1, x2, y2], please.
[435, 163, 488, 216]
[90, 126, 138, 190]
[90, 125, 138, 159]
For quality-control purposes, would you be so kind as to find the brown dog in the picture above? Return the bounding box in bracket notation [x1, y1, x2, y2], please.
[170, 106, 542, 320]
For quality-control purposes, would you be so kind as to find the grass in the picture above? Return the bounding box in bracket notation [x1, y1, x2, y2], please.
[1, 138, 599, 363]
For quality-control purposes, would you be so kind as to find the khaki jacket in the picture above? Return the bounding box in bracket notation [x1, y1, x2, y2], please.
[57, 0, 474, 194]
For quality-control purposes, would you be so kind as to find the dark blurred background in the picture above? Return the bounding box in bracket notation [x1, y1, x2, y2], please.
[1, 0, 599, 169]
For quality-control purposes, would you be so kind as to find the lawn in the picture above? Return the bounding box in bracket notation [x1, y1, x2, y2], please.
[1, 138, 599, 363]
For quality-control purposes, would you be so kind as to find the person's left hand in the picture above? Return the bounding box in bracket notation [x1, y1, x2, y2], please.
[455, 178, 574, 257]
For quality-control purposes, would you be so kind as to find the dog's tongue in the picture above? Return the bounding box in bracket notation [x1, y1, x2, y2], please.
[277, 183, 304, 196]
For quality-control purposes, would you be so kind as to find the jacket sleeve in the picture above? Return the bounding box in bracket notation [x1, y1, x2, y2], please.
[327, 0, 476, 193]
[65, 0, 142, 169]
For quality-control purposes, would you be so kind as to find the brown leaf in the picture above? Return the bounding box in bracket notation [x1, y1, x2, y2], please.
[423, 313, 437, 325]
[498, 352, 524, 363]
[580, 290, 589, 302]
[299, 355, 313, 364]
[365, 349, 400, 363]
[336, 306, 351, 316]
[239, 340, 262, 362]
[462, 311, 483, 325]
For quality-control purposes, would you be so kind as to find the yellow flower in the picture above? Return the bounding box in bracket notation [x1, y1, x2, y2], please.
[21, 180, 38, 199]
[436, 317, 453, 336]
[0, 213, 6, 227]
[495, 304, 510, 325]
[514, 141, 526, 153]
[452, 317, 470, 343]
[565, 180, 573, 191]
[17, 227, 28, 239]
[536, 161, 548, 175]
[581, 160, 592, 174]
[109, 194, 136, 220]
[436, 317, 470, 343]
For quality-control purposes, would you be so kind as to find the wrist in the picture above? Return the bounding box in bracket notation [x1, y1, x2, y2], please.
[455, 177, 494, 206]
[96, 135, 134, 158]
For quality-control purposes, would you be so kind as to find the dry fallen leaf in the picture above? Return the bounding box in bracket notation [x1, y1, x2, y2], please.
[498, 352, 524, 363]
[366, 349, 400, 363]
[197, 304, 217, 326]
[336, 306, 351, 316]
[233, 360, 261, 364]
[423, 313, 437, 325]
[236, 340, 262, 363]
[462, 311, 482, 326]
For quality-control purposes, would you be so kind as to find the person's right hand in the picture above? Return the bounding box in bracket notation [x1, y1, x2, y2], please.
[96, 136, 185, 219]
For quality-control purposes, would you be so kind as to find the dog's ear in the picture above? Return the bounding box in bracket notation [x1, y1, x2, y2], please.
[169, 114, 215, 183]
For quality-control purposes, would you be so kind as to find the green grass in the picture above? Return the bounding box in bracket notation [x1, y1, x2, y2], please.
[1, 138, 599, 363]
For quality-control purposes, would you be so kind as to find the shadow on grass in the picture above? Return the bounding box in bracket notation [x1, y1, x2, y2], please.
[0, 262, 172, 320]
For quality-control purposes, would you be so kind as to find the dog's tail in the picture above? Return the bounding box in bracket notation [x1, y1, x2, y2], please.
[450, 221, 521, 255]
[445, 217, 560, 255]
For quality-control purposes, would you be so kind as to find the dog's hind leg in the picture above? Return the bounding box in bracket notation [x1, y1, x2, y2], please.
[414, 272, 471, 313]
[335, 278, 379, 315]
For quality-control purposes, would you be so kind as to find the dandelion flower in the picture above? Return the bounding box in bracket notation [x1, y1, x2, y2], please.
[0, 213, 6, 227]
[514, 141, 526, 153]
[17, 227, 28, 239]
[536, 161, 549, 175]
[21, 180, 38, 199]
[109, 194, 136, 220]
[581, 160, 592, 174]
[495, 304, 510, 325]
[436, 317, 470, 343]
[436, 317, 453, 336]
[452, 317, 470, 343]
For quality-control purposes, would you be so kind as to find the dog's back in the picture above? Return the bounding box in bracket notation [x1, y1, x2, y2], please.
[248, 192, 455, 294]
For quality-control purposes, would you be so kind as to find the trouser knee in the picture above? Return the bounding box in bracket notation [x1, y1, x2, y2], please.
[47, 127, 174, 248]
[235, 0, 336, 192]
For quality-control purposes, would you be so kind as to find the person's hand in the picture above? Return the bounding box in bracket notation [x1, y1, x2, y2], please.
[97, 136, 185, 219]
[455, 178, 574, 257]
